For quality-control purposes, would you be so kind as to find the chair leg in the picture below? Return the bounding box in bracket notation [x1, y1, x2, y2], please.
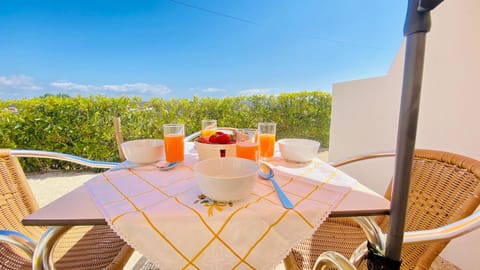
[33, 226, 72, 270]
[105, 245, 135, 270]
[283, 252, 302, 270]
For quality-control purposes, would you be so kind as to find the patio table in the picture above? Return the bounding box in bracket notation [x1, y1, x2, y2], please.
[23, 143, 390, 270]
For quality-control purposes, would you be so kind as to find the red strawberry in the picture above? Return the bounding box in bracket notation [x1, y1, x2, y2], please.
[207, 131, 233, 144]
[216, 133, 230, 144]
[209, 134, 217, 143]
[198, 137, 210, 144]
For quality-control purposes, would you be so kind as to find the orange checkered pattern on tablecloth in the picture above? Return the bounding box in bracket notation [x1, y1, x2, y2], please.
[85, 154, 353, 270]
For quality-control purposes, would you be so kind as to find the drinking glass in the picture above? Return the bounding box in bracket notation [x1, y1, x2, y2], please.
[258, 122, 276, 161]
[236, 128, 258, 161]
[163, 124, 185, 162]
[201, 119, 217, 138]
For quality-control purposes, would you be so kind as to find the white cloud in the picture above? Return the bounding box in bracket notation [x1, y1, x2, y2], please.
[238, 88, 271, 96]
[103, 83, 170, 95]
[50, 81, 171, 97]
[0, 74, 43, 90]
[50, 81, 98, 92]
[0, 74, 171, 100]
[202, 87, 226, 93]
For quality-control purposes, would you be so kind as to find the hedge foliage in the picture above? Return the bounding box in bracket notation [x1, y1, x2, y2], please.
[0, 91, 331, 172]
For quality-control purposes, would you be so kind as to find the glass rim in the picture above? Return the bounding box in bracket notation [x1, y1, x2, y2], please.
[239, 128, 257, 131]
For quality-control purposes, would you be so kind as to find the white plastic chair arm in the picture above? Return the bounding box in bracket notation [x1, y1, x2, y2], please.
[314, 251, 357, 270]
[328, 151, 396, 167]
[10, 149, 118, 169]
[403, 210, 480, 244]
[347, 210, 480, 268]
[184, 131, 201, 142]
[0, 229, 36, 257]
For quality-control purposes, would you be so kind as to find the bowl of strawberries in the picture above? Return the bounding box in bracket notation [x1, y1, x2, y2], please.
[194, 128, 237, 160]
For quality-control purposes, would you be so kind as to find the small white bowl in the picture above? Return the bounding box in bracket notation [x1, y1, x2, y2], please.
[121, 139, 164, 164]
[278, 138, 320, 163]
[194, 157, 259, 202]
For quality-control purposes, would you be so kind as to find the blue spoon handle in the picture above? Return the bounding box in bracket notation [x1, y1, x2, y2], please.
[270, 177, 294, 209]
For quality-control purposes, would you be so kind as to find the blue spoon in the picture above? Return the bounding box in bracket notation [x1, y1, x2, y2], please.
[157, 161, 178, 171]
[258, 162, 294, 209]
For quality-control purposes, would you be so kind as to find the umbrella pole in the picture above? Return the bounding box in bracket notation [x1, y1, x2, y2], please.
[386, 30, 427, 262]
[385, 0, 444, 266]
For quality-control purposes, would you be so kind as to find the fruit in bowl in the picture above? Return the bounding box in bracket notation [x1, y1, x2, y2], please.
[195, 157, 259, 202]
[196, 131, 235, 145]
[195, 131, 237, 160]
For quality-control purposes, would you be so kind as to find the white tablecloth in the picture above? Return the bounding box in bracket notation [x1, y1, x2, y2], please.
[85, 148, 356, 270]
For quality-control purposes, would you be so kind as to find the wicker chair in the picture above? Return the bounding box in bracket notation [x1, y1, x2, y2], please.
[0, 149, 134, 270]
[285, 149, 480, 270]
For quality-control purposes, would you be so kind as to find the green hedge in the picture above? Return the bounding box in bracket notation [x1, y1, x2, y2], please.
[0, 91, 331, 172]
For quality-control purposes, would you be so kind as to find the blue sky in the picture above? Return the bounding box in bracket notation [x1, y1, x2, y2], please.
[1, 0, 407, 100]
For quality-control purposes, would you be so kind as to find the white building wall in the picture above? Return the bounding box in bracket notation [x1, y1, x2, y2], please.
[329, 0, 480, 269]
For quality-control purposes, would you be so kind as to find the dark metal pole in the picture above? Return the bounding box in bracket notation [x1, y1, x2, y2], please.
[384, 0, 443, 264]
[385, 31, 426, 262]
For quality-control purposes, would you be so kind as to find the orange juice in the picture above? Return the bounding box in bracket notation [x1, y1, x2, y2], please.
[164, 134, 184, 162]
[201, 119, 217, 138]
[201, 129, 216, 138]
[236, 142, 258, 161]
[259, 134, 275, 160]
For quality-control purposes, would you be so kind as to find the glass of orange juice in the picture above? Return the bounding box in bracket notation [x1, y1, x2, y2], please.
[258, 122, 276, 161]
[163, 124, 185, 162]
[236, 128, 258, 161]
[201, 119, 217, 138]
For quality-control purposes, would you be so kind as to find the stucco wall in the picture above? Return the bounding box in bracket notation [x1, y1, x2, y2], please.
[329, 0, 480, 269]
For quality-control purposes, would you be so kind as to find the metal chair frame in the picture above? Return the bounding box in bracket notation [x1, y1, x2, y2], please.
[0, 149, 133, 270]
[310, 150, 480, 270]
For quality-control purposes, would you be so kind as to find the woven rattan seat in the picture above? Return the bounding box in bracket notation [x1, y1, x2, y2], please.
[285, 149, 480, 270]
[0, 149, 133, 269]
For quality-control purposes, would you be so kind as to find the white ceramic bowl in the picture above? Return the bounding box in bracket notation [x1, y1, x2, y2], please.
[194, 141, 237, 160]
[194, 157, 259, 202]
[278, 138, 320, 163]
[121, 139, 164, 164]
